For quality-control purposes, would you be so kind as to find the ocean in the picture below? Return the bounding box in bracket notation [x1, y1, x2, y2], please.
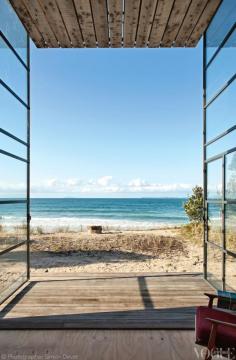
[0, 198, 189, 231]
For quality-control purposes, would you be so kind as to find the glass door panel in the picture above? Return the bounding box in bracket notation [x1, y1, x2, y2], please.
[0, 0, 29, 304]
[0, 244, 27, 303]
[207, 243, 223, 289]
[207, 203, 222, 247]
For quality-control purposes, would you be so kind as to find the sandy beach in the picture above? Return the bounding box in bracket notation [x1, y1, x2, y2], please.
[0, 225, 235, 293]
[30, 227, 204, 274]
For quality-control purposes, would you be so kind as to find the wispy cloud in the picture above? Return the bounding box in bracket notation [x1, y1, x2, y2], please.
[0, 176, 196, 197]
[97, 176, 113, 186]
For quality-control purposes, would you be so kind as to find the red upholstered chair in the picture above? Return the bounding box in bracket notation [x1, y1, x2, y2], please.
[195, 293, 236, 360]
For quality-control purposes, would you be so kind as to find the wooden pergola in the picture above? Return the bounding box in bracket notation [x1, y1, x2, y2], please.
[10, 0, 221, 48]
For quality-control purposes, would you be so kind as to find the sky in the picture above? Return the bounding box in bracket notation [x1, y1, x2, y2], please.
[1, 40, 203, 198]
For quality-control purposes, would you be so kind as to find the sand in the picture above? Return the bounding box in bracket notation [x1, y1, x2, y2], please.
[30, 227, 204, 274]
[0, 226, 235, 292]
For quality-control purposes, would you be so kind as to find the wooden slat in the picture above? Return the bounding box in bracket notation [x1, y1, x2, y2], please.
[90, 0, 109, 47]
[186, 0, 222, 47]
[108, 0, 123, 47]
[174, 0, 208, 47]
[20, 0, 58, 47]
[136, 0, 158, 48]
[0, 330, 204, 360]
[161, 0, 192, 47]
[9, 0, 45, 47]
[55, 0, 83, 47]
[0, 273, 213, 329]
[73, 0, 96, 47]
[148, 0, 174, 47]
[10, 0, 222, 48]
[123, 0, 141, 47]
[37, 0, 70, 47]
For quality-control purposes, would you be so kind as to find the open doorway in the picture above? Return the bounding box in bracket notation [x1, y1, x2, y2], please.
[0, 0, 229, 333]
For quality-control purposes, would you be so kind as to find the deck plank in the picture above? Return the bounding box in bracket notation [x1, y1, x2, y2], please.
[22, 0, 59, 47]
[186, 0, 222, 47]
[0, 330, 204, 359]
[0, 273, 213, 329]
[148, 0, 174, 47]
[56, 0, 83, 47]
[73, 0, 96, 47]
[123, 0, 141, 47]
[161, 0, 192, 47]
[108, 0, 123, 47]
[35, 0, 71, 47]
[90, 0, 109, 47]
[9, 0, 45, 47]
[174, 0, 209, 47]
[135, 0, 157, 47]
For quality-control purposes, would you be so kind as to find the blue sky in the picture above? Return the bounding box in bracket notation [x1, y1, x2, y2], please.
[1, 40, 203, 198]
[30, 42, 203, 197]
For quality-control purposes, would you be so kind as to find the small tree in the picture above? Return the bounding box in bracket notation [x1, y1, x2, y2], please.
[184, 186, 204, 223]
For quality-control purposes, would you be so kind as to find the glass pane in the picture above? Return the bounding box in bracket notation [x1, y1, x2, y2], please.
[0, 0, 27, 62]
[0, 202, 27, 251]
[0, 84, 27, 141]
[206, 0, 236, 64]
[207, 159, 222, 199]
[208, 203, 222, 247]
[0, 132, 27, 158]
[226, 152, 236, 200]
[0, 243, 27, 303]
[0, 154, 26, 199]
[225, 204, 236, 253]
[0, 36, 27, 102]
[206, 30, 236, 102]
[226, 254, 236, 291]
[206, 80, 236, 142]
[206, 130, 236, 159]
[207, 243, 223, 289]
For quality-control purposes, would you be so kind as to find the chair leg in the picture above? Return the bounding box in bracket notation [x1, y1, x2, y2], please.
[205, 323, 218, 360]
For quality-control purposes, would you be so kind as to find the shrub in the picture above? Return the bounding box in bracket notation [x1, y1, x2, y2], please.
[184, 186, 204, 223]
[180, 222, 203, 245]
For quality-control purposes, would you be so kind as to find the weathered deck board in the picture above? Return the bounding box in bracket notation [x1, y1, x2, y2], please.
[56, 0, 83, 47]
[73, 0, 96, 47]
[108, 0, 123, 47]
[22, 0, 59, 47]
[186, 0, 222, 47]
[0, 329, 204, 360]
[9, 0, 45, 47]
[135, 0, 157, 47]
[174, 0, 208, 47]
[9, 0, 222, 48]
[148, 0, 175, 47]
[90, 0, 109, 47]
[123, 0, 141, 47]
[0, 273, 213, 330]
[35, 0, 70, 47]
[161, 0, 192, 47]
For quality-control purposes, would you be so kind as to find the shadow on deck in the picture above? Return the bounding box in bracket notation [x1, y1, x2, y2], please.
[0, 273, 213, 330]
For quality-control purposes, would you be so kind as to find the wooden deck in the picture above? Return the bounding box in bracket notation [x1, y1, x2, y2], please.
[0, 273, 213, 330]
[0, 330, 205, 360]
[10, 0, 222, 48]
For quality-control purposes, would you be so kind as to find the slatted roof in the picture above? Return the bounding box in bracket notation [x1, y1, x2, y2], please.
[9, 0, 222, 48]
